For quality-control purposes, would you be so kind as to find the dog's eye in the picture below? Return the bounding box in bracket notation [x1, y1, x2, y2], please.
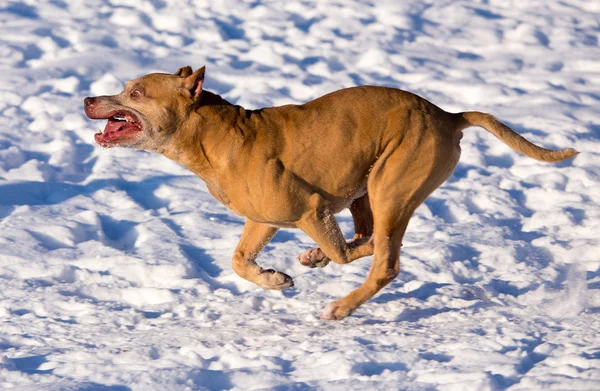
[130, 89, 143, 98]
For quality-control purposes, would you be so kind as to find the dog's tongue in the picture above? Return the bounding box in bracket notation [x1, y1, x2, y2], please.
[104, 118, 126, 134]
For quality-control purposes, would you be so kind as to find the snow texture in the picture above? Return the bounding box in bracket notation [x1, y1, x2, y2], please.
[1, 0, 599, 390]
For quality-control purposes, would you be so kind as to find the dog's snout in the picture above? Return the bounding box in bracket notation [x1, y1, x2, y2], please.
[84, 97, 96, 107]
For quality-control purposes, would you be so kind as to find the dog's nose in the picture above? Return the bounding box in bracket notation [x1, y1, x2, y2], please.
[84, 97, 96, 107]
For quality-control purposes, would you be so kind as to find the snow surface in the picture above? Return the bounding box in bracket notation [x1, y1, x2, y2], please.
[1, 0, 599, 390]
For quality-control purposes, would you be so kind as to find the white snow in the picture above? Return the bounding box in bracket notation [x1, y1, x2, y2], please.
[1, 0, 599, 390]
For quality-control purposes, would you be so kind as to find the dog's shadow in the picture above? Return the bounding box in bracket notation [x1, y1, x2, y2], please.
[361, 281, 493, 325]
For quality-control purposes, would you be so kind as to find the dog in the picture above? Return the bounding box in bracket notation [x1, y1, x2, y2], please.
[84, 66, 578, 320]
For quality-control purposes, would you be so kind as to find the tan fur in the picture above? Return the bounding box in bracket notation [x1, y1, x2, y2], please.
[84, 66, 578, 320]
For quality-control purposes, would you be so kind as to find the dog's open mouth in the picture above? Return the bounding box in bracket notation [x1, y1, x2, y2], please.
[94, 110, 143, 146]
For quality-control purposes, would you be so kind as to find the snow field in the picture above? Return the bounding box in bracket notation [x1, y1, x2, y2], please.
[1, 0, 599, 390]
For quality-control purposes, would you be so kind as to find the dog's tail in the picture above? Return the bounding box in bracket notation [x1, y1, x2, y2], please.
[455, 111, 578, 163]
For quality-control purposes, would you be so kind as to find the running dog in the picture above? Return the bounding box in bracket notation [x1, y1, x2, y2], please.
[84, 66, 578, 320]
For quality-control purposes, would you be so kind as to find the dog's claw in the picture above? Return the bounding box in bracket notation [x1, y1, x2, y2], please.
[257, 269, 294, 290]
[321, 301, 353, 320]
[298, 248, 331, 268]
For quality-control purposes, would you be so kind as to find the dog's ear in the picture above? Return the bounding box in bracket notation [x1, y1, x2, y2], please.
[183, 66, 205, 100]
[174, 66, 193, 77]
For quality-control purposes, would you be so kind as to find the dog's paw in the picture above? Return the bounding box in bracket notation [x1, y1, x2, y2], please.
[256, 268, 294, 290]
[297, 248, 331, 268]
[320, 301, 353, 320]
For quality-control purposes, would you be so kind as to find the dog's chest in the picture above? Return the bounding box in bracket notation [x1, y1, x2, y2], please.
[206, 184, 242, 215]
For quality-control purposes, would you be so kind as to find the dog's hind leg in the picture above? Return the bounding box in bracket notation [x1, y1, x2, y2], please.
[320, 210, 409, 320]
[349, 193, 374, 239]
[232, 220, 294, 290]
[320, 134, 459, 319]
[320, 183, 425, 320]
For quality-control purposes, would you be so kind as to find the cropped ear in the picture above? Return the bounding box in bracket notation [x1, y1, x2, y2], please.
[183, 66, 205, 99]
[174, 66, 193, 77]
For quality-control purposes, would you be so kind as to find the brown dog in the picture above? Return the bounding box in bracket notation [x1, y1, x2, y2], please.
[83, 66, 578, 320]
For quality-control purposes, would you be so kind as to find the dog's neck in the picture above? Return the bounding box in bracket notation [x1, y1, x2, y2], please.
[162, 91, 257, 187]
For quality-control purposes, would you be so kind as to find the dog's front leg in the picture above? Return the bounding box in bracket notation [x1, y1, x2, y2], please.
[297, 202, 374, 269]
[232, 220, 294, 290]
[296, 208, 372, 266]
[297, 195, 374, 268]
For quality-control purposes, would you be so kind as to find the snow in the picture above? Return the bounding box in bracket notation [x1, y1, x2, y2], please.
[1, 0, 599, 390]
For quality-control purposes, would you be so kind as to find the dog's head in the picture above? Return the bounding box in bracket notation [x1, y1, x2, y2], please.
[83, 66, 205, 151]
